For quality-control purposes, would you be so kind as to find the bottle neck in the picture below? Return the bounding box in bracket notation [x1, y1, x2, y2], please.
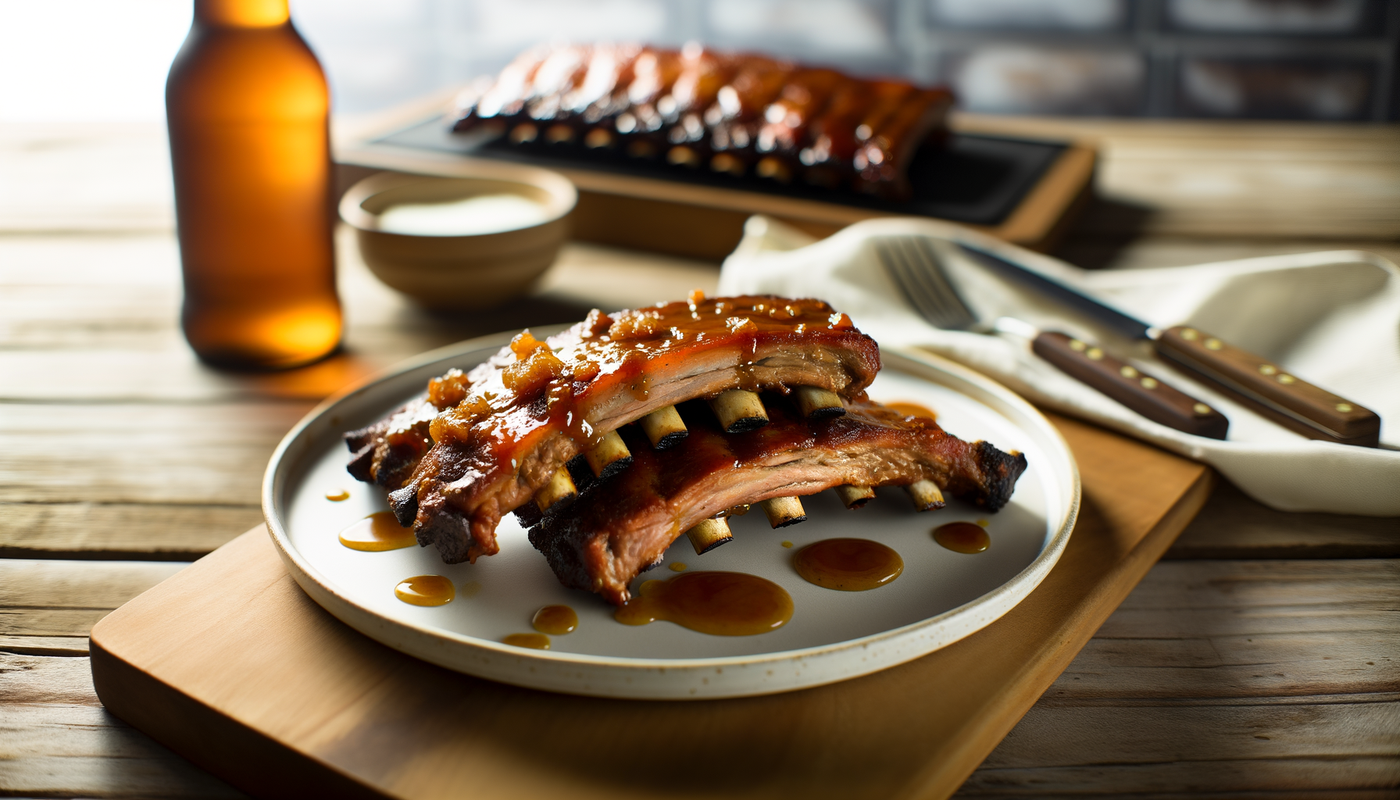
[194, 0, 291, 27]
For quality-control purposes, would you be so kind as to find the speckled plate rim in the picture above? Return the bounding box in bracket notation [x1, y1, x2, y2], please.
[263, 333, 1080, 700]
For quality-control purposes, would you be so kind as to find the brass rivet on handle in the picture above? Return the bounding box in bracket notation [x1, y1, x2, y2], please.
[1278, 374, 1296, 384]
[1192, 403, 1212, 416]
[1141, 377, 1159, 389]
[1259, 364, 1278, 376]
[1069, 339, 1087, 352]
[1181, 329, 1199, 340]
[1120, 366, 1139, 378]
[1336, 403, 1354, 412]
[1205, 338, 1223, 350]
[1087, 347, 1104, 360]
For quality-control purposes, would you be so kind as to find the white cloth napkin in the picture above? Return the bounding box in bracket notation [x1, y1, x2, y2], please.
[719, 216, 1400, 517]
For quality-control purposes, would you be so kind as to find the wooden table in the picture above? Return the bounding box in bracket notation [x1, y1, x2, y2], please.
[3, 117, 1398, 798]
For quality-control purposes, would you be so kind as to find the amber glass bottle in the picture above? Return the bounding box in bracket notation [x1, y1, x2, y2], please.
[166, 0, 342, 369]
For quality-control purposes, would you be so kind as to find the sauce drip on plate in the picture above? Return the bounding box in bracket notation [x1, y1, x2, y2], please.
[793, 538, 904, 591]
[340, 511, 416, 552]
[532, 605, 578, 635]
[502, 633, 551, 649]
[934, 522, 991, 554]
[325, 489, 350, 502]
[884, 401, 937, 421]
[615, 571, 792, 635]
[394, 575, 455, 606]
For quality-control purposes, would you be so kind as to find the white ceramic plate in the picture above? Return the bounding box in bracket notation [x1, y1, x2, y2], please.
[263, 334, 1079, 699]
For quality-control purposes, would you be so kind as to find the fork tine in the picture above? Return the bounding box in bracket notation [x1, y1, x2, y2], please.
[877, 237, 978, 331]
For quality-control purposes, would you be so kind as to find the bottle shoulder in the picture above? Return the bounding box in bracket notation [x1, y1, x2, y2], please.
[166, 24, 329, 121]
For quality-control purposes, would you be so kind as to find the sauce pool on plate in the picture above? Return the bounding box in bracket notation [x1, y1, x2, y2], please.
[394, 575, 455, 606]
[793, 538, 904, 591]
[884, 401, 937, 420]
[339, 511, 416, 552]
[615, 571, 792, 635]
[532, 605, 578, 635]
[502, 633, 551, 650]
[934, 522, 991, 554]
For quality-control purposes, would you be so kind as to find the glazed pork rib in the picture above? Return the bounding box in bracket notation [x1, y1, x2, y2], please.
[344, 296, 881, 565]
[525, 395, 1028, 605]
[449, 43, 953, 199]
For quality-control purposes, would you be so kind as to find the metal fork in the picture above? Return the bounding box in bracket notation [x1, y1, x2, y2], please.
[875, 236, 1229, 439]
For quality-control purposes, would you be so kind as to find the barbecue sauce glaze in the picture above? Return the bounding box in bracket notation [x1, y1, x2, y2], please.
[793, 538, 904, 591]
[339, 511, 416, 551]
[615, 571, 793, 635]
[416, 296, 874, 522]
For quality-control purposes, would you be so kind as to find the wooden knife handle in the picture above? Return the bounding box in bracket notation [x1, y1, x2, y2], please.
[1154, 325, 1380, 447]
[1032, 331, 1229, 439]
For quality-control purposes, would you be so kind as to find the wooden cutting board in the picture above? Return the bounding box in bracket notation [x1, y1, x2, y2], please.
[90, 413, 1211, 800]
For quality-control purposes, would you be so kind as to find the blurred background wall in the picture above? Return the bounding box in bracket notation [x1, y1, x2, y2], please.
[292, 0, 1399, 121]
[2, 0, 1396, 123]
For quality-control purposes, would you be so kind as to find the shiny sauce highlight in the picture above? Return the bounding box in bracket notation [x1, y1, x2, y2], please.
[793, 538, 904, 591]
[934, 522, 991, 554]
[615, 571, 793, 635]
[531, 605, 578, 635]
[394, 575, 455, 606]
[340, 511, 416, 551]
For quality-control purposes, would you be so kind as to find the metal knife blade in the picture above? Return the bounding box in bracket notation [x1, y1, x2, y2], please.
[958, 243, 1382, 448]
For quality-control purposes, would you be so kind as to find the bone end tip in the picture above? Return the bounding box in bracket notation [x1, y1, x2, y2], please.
[794, 386, 845, 420]
[686, 517, 733, 555]
[761, 496, 807, 528]
[905, 479, 945, 512]
[709, 389, 770, 434]
[835, 485, 876, 509]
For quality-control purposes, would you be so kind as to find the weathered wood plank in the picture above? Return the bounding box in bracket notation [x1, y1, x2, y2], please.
[984, 700, 1400, 768]
[0, 402, 308, 504]
[0, 634, 90, 656]
[959, 116, 1400, 240]
[958, 758, 1400, 797]
[0, 559, 185, 610]
[0, 503, 260, 559]
[1166, 480, 1400, 560]
[1110, 559, 1400, 611]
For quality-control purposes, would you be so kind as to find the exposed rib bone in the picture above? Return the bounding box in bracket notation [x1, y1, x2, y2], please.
[584, 429, 632, 478]
[685, 517, 733, 555]
[639, 405, 688, 449]
[535, 468, 577, 511]
[708, 389, 769, 433]
[794, 386, 845, 419]
[834, 485, 875, 509]
[905, 479, 945, 511]
[760, 496, 806, 528]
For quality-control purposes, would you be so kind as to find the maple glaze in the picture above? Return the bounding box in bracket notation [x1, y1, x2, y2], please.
[934, 522, 991, 554]
[793, 538, 903, 591]
[339, 511, 416, 552]
[531, 605, 578, 635]
[324, 489, 350, 502]
[614, 571, 793, 635]
[394, 575, 455, 606]
[502, 633, 551, 649]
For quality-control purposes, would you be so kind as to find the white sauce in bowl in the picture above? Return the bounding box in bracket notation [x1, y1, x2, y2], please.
[375, 194, 549, 236]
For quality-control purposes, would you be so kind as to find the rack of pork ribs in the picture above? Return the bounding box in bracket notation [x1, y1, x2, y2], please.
[448, 43, 954, 200]
[345, 295, 1027, 606]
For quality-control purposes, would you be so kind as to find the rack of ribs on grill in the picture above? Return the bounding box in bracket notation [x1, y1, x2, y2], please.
[447, 43, 954, 200]
[521, 394, 1028, 605]
[344, 295, 881, 565]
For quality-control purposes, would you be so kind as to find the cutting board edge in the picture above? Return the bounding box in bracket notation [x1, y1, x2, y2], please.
[909, 463, 1216, 800]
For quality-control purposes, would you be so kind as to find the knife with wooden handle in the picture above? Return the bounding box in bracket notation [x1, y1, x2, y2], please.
[961, 245, 1382, 448]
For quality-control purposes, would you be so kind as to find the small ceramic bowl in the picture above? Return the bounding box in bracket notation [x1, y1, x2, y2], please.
[340, 167, 577, 310]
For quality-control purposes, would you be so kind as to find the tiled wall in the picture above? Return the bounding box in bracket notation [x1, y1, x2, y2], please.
[293, 0, 1399, 120]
